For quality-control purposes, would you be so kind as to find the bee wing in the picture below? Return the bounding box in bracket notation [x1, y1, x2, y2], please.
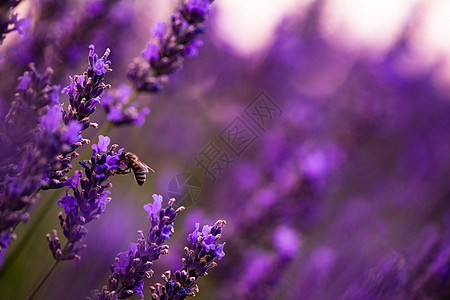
[136, 161, 155, 173]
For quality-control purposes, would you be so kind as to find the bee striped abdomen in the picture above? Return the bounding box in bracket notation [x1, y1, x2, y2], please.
[132, 162, 147, 186]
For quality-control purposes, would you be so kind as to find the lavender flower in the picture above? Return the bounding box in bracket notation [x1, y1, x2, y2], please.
[99, 0, 216, 127]
[6, 1, 450, 299]
[47, 135, 124, 261]
[0, 0, 129, 106]
[43, 44, 112, 190]
[273, 225, 301, 258]
[150, 220, 226, 299]
[89, 195, 185, 299]
[225, 226, 300, 300]
[0, 66, 63, 264]
[127, 0, 216, 92]
[61, 44, 111, 127]
[101, 84, 150, 127]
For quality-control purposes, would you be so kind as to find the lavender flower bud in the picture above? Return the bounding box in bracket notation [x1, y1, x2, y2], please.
[89, 195, 184, 299]
[101, 84, 150, 127]
[150, 220, 226, 300]
[61, 44, 111, 126]
[127, 0, 216, 93]
[0, 66, 64, 264]
[273, 225, 300, 258]
[47, 136, 124, 261]
[43, 44, 113, 190]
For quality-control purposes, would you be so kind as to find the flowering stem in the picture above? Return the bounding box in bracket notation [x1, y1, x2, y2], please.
[76, 120, 114, 164]
[26, 257, 60, 300]
[0, 189, 63, 279]
[126, 88, 140, 105]
[3, 91, 132, 274]
[77, 89, 139, 161]
[98, 120, 114, 137]
[13, 188, 40, 231]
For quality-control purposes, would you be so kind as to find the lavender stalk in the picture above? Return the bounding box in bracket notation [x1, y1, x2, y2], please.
[89, 195, 185, 299]
[47, 135, 124, 261]
[128, 0, 215, 92]
[0, 66, 63, 264]
[150, 220, 226, 299]
[43, 44, 112, 190]
[103, 0, 216, 127]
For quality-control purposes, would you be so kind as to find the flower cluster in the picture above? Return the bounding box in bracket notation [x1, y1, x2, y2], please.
[0, 65, 64, 264]
[89, 195, 185, 299]
[4, 0, 450, 299]
[43, 44, 112, 190]
[0, 44, 113, 264]
[62, 44, 111, 125]
[150, 220, 226, 299]
[127, 0, 215, 92]
[101, 84, 150, 127]
[0, 1, 227, 299]
[47, 135, 124, 261]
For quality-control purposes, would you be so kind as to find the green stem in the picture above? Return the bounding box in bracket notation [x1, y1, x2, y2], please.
[13, 188, 40, 231]
[25, 240, 68, 300]
[0, 188, 62, 279]
[124, 88, 140, 106]
[26, 260, 59, 300]
[76, 120, 113, 163]
[77, 88, 139, 161]
[1, 88, 141, 282]
[98, 120, 114, 137]
[2, 119, 114, 272]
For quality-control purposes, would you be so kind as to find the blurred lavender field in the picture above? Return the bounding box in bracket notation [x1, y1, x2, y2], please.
[1, 0, 450, 299]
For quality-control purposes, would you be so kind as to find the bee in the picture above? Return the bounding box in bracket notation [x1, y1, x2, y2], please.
[115, 152, 154, 186]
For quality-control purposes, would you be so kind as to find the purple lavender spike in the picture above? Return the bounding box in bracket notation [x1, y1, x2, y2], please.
[47, 136, 124, 261]
[150, 220, 226, 299]
[0, 66, 64, 264]
[127, 0, 216, 93]
[89, 195, 185, 300]
[43, 44, 112, 190]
